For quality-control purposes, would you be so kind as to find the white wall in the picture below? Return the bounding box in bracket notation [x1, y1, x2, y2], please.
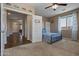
[26, 15, 32, 41]
[42, 17, 51, 32]
[1, 7, 7, 44]
[12, 22, 19, 32]
[1, 4, 7, 56]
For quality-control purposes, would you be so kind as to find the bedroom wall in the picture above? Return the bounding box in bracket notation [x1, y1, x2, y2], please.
[50, 16, 58, 33]
[50, 8, 79, 39]
[42, 17, 48, 28]
[42, 17, 51, 32]
[46, 22, 50, 32]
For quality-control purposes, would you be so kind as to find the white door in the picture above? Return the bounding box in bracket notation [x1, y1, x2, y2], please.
[32, 15, 42, 42]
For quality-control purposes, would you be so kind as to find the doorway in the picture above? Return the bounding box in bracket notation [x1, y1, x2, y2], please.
[5, 10, 32, 48]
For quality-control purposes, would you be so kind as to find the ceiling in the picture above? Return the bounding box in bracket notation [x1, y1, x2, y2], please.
[7, 10, 26, 20]
[29, 3, 79, 17]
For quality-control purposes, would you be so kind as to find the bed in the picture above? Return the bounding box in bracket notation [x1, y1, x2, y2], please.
[42, 28, 62, 44]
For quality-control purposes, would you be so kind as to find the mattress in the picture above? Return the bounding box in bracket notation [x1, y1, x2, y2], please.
[42, 32, 62, 43]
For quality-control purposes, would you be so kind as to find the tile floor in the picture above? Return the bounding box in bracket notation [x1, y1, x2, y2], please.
[4, 38, 79, 56]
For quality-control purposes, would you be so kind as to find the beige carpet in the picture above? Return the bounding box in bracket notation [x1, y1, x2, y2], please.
[4, 38, 79, 56]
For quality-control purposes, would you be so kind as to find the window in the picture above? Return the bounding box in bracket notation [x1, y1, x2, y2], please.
[58, 13, 78, 40]
[59, 17, 66, 30]
[67, 16, 73, 27]
[58, 15, 73, 30]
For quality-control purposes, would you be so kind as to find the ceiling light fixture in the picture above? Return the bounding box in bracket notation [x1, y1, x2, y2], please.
[45, 3, 67, 11]
[52, 4, 58, 10]
[7, 12, 11, 15]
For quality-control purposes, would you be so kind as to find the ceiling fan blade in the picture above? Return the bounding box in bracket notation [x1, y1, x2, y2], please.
[45, 5, 53, 9]
[58, 4, 67, 6]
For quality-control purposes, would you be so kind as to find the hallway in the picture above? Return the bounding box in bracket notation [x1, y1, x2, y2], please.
[5, 33, 31, 48]
[5, 10, 32, 48]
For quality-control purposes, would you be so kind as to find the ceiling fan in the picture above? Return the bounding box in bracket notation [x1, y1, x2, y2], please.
[45, 3, 67, 11]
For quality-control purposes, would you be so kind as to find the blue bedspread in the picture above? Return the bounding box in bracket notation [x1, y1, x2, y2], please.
[42, 32, 62, 43]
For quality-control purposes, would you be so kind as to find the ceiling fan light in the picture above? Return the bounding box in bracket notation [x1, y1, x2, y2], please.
[8, 12, 11, 15]
[52, 4, 58, 9]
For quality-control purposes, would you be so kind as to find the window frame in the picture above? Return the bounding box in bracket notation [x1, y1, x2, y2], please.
[58, 14, 73, 30]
